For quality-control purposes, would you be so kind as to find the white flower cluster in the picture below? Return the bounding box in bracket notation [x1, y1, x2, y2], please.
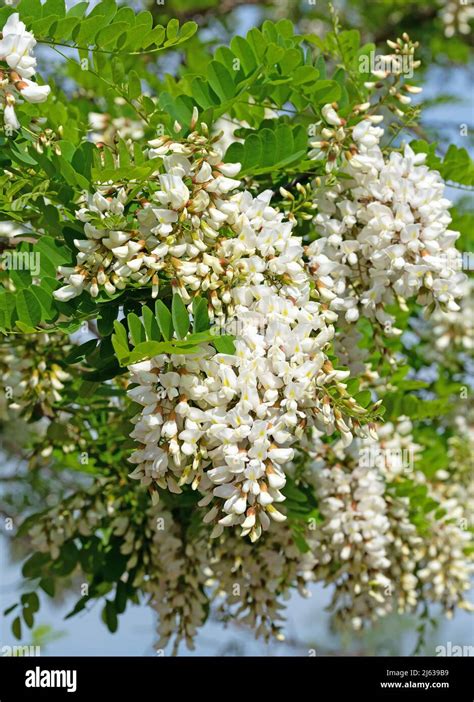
[88, 111, 145, 146]
[145, 510, 316, 652]
[62, 125, 369, 541]
[300, 417, 472, 629]
[0, 332, 70, 417]
[441, 0, 474, 37]
[0, 220, 23, 241]
[306, 116, 466, 330]
[54, 129, 243, 302]
[310, 440, 394, 630]
[208, 524, 315, 641]
[146, 510, 210, 653]
[22, 409, 473, 649]
[426, 278, 474, 359]
[28, 477, 316, 654]
[0, 13, 50, 131]
[127, 176, 366, 540]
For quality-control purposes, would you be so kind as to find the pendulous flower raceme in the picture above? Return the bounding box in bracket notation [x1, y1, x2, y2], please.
[0, 332, 71, 418]
[26, 415, 472, 652]
[0, 13, 50, 131]
[52, 123, 374, 541]
[53, 125, 243, 302]
[27, 474, 316, 654]
[306, 111, 467, 331]
[296, 418, 473, 630]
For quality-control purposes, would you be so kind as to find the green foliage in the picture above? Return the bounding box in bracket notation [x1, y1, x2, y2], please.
[411, 140, 474, 186]
[225, 122, 308, 176]
[111, 297, 235, 366]
[15, 0, 197, 55]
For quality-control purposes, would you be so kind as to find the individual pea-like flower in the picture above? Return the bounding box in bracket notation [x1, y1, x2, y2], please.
[0, 13, 38, 78]
[306, 115, 467, 330]
[0, 14, 50, 131]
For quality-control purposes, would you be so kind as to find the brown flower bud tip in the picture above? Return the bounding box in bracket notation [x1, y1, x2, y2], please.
[96, 142, 104, 149]
[246, 507, 256, 517]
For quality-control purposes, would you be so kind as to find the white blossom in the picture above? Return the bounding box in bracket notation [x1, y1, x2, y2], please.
[307, 115, 467, 331]
[0, 14, 50, 131]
